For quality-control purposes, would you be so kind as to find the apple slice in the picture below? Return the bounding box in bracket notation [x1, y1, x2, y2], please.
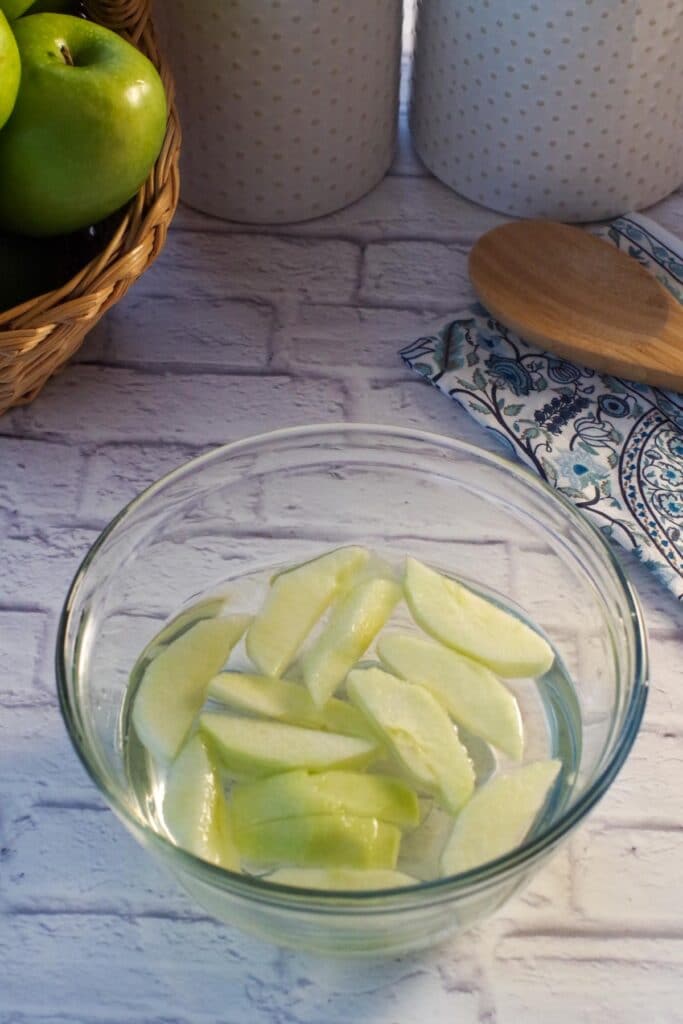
[231, 769, 420, 831]
[246, 546, 369, 677]
[404, 558, 554, 678]
[140, 596, 228, 664]
[346, 667, 475, 814]
[163, 734, 239, 871]
[441, 759, 562, 876]
[302, 576, 402, 708]
[200, 714, 379, 778]
[236, 813, 401, 870]
[132, 613, 252, 763]
[208, 671, 374, 740]
[378, 632, 524, 760]
[266, 867, 417, 891]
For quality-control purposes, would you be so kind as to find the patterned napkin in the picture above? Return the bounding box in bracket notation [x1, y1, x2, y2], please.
[401, 214, 683, 601]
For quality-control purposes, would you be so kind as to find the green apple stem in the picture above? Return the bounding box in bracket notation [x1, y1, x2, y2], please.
[59, 43, 74, 67]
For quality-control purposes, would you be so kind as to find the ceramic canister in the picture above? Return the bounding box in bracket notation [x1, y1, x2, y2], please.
[410, 0, 683, 221]
[154, 0, 403, 223]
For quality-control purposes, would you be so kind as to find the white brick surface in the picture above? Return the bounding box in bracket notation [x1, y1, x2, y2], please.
[8, 367, 347, 444]
[272, 303, 441, 374]
[133, 232, 361, 303]
[91, 295, 274, 370]
[492, 936, 683, 1024]
[0, 610, 49, 703]
[574, 826, 683, 924]
[0, 438, 84, 520]
[0, 54, 681, 1021]
[360, 240, 474, 310]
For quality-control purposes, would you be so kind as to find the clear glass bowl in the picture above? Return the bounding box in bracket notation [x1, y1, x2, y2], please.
[57, 424, 647, 955]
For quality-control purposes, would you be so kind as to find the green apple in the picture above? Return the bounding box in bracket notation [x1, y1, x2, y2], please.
[132, 614, 251, 763]
[404, 558, 555, 678]
[23, 0, 79, 13]
[267, 867, 417, 891]
[208, 671, 375, 740]
[231, 769, 420, 831]
[378, 632, 524, 760]
[235, 813, 401, 870]
[302, 576, 402, 708]
[441, 760, 561, 875]
[0, 13, 167, 236]
[200, 713, 379, 778]
[246, 546, 369, 677]
[0, 0, 33, 18]
[0, 10, 20, 130]
[346, 666, 475, 814]
[163, 734, 239, 871]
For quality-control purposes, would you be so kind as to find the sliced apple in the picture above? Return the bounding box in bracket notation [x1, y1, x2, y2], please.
[236, 813, 401, 870]
[441, 759, 562, 876]
[231, 769, 420, 831]
[208, 671, 374, 740]
[246, 546, 369, 677]
[302, 576, 402, 708]
[200, 714, 379, 778]
[163, 733, 239, 870]
[139, 596, 228, 664]
[404, 558, 554, 678]
[346, 667, 475, 814]
[378, 632, 524, 760]
[266, 867, 417, 891]
[132, 613, 252, 763]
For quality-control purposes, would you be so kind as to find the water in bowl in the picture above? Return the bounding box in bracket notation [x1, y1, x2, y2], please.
[122, 554, 582, 885]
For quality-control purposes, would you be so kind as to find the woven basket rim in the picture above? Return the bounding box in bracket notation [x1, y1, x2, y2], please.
[0, 0, 181, 412]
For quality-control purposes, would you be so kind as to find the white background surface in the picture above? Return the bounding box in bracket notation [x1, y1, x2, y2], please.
[1, 10, 683, 1021]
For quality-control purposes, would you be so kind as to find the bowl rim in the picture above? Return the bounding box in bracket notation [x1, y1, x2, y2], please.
[56, 422, 648, 908]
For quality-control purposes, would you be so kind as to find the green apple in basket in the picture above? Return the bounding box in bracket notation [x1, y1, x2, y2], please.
[0, 13, 167, 237]
[0, 10, 20, 130]
[0, 0, 33, 18]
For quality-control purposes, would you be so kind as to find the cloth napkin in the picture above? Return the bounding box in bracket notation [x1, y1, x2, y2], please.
[401, 213, 683, 602]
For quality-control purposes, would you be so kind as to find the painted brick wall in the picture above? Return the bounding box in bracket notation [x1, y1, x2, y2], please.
[1, 20, 682, 1022]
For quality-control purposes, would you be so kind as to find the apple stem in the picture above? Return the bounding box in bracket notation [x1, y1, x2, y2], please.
[60, 43, 75, 67]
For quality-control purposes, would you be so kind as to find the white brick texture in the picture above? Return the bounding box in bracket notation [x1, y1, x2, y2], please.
[0, 58, 681, 1022]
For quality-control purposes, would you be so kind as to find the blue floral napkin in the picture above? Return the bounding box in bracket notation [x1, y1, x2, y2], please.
[401, 214, 683, 601]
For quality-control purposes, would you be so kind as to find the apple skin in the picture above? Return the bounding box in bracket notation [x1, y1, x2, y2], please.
[0, 13, 167, 237]
[0, 0, 33, 18]
[0, 10, 20, 130]
[23, 0, 79, 13]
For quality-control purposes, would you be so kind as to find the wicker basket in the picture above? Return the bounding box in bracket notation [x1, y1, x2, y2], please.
[0, 0, 180, 416]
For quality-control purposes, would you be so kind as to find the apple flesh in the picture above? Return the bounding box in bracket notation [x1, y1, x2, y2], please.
[200, 714, 379, 778]
[208, 671, 375, 740]
[235, 813, 401, 870]
[231, 769, 420, 831]
[132, 613, 251, 763]
[0, 10, 20, 130]
[378, 632, 524, 760]
[0, 13, 167, 236]
[441, 759, 561, 876]
[267, 867, 417, 891]
[246, 546, 369, 678]
[346, 667, 475, 814]
[302, 576, 402, 708]
[163, 734, 239, 871]
[404, 558, 554, 678]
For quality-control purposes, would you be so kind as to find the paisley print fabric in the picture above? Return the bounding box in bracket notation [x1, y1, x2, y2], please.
[401, 214, 683, 600]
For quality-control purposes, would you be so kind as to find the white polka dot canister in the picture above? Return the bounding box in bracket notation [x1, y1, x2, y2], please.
[410, 0, 683, 221]
[154, 0, 403, 223]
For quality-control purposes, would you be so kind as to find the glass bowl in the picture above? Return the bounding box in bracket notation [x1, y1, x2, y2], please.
[57, 424, 647, 956]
